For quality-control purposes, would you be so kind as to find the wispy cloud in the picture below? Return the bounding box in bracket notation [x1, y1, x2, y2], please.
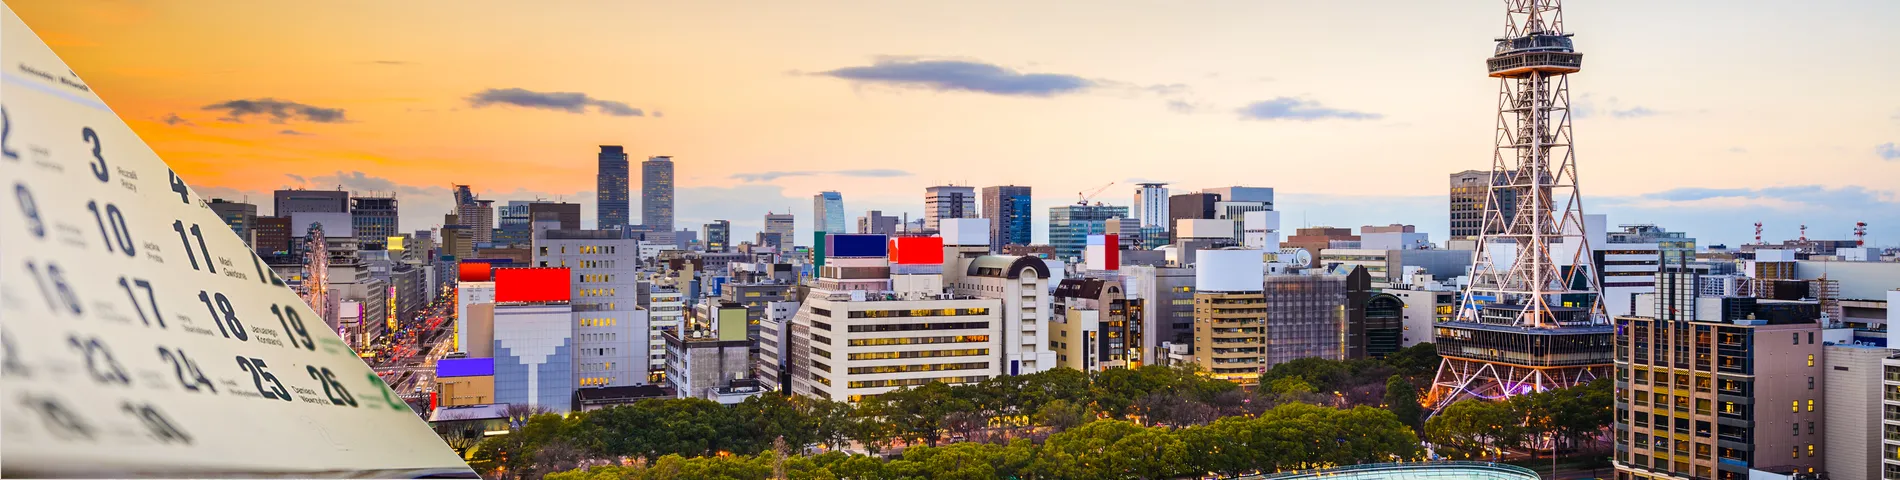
[283, 174, 307, 186]
[1236, 97, 1381, 121]
[1878, 142, 1899, 161]
[279, 129, 306, 136]
[364, 60, 413, 66]
[1611, 106, 1659, 118]
[466, 88, 646, 116]
[1727, 146, 1747, 153]
[730, 169, 913, 182]
[202, 98, 347, 124]
[160, 113, 192, 126]
[815, 57, 1092, 97]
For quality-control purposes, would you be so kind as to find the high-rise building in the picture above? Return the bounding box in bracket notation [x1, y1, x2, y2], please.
[534, 229, 649, 389]
[1201, 186, 1274, 208]
[762, 213, 794, 250]
[1610, 224, 1698, 269]
[924, 185, 977, 231]
[1134, 183, 1170, 229]
[253, 216, 292, 256]
[209, 198, 258, 246]
[351, 194, 398, 250]
[1612, 295, 1827, 480]
[982, 185, 1033, 252]
[642, 155, 675, 237]
[274, 189, 349, 215]
[1049, 204, 1129, 261]
[1880, 354, 1900, 480]
[858, 210, 900, 235]
[813, 191, 845, 234]
[451, 185, 494, 245]
[1431, 0, 1611, 410]
[598, 146, 631, 232]
[1449, 169, 1518, 239]
[530, 202, 583, 231]
[703, 220, 731, 252]
[1822, 343, 1885, 480]
[496, 201, 535, 247]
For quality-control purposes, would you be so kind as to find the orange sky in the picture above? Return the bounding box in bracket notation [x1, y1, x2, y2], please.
[11, 0, 1900, 244]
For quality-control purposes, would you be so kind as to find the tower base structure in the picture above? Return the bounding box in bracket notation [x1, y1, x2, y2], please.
[1425, 319, 1614, 410]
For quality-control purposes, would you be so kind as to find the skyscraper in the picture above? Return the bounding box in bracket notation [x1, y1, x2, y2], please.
[451, 187, 494, 246]
[762, 213, 794, 250]
[351, 194, 399, 250]
[813, 191, 845, 234]
[982, 185, 1032, 252]
[1133, 183, 1169, 228]
[1449, 169, 1516, 239]
[858, 210, 900, 235]
[1049, 204, 1129, 261]
[642, 155, 675, 237]
[924, 185, 976, 231]
[704, 220, 730, 252]
[598, 146, 630, 232]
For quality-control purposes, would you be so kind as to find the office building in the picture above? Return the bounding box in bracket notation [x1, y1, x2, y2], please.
[598, 146, 631, 232]
[982, 185, 1033, 252]
[351, 194, 399, 250]
[1612, 298, 1827, 480]
[1192, 249, 1348, 384]
[1318, 248, 1472, 284]
[209, 198, 258, 246]
[1049, 204, 1129, 261]
[1448, 169, 1517, 239]
[1822, 344, 1885, 480]
[274, 189, 349, 215]
[1881, 354, 1900, 480]
[495, 201, 535, 247]
[1134, 183, 1169, 229]
[756, 300, 801, 392]
[642, 155, 675, 237]
[253, 216, 292, 256]
[924, 185, 977, 231]
[762, 213, 794, 250]
[434, 357, 496, 407]
[532, 202, 582, 231]
[1611, 224, 1698, 269]
[1123, 265, 1197, 361]
[534, 228, 647, 388]
[703, 220, 730, 253]
[787, 234, 1006, 403]
[451, 186, 495, 245]
[814, 191, 846, 235]
[858, 210, 900, 235]
[1168, 192, 1220, 241]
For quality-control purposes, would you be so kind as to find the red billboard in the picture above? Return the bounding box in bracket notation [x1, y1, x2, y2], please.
[457, 262, 493, 282]
[493, 268, 571, 303]
[889, 236, 944, 265]
[1104, 234, 1119, 271]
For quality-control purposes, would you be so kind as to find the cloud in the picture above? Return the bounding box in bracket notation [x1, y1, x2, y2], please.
[815, 58, 1093, 97]
[365, 60, 413, 66]
[1611, 106, 1659, 118]
[730, 169, 913, 183]
[1727, 146, 1747, 153]
[1622, 185, 1895, 208]
[1236, 97, 1381, 121]
[283, 174, 307, 186]
[202, 98, 348, 124]
[1878, 142, 1898, 161]
[466, 88, 646, 116]
[279, 129, 305, 135]
[1166, 99, 1200, 114]
[160, 113, 192, 126]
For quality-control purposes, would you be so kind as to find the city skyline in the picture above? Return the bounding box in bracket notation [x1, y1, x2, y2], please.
[11, 0, 1899, 246]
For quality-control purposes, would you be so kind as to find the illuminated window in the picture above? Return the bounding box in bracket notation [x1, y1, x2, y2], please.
[1807, 354, 1814, 367]
[1806, 400, 1814, 412]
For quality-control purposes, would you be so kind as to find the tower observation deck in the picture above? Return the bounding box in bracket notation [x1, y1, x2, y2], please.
[1428, 0, 1611, 411]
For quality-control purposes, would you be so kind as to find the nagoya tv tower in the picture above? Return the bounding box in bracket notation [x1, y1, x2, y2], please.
[1428, 0, 1613, 410]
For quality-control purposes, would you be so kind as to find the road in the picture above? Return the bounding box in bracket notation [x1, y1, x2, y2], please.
[367, 296, 458, 404]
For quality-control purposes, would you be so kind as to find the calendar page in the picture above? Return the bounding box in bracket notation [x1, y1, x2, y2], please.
[1, 4, 475, 477]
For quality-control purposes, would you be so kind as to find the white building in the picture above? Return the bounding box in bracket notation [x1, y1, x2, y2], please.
[455, 281, 495, 354]
[535, 229, 649, 388]
[1134, 183, 1169, 229]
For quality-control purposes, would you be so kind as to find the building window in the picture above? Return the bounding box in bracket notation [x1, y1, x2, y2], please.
[1806, 399, 1814, 412]
[1807, 354, 1815, 367]
[1808, 377, 1814, 389]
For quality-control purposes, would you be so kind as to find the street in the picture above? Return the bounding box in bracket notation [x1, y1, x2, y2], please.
[368, 294, 459, 405]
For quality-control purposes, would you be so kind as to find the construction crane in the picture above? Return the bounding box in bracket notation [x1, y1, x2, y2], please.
[1077, 181, 1115, 206]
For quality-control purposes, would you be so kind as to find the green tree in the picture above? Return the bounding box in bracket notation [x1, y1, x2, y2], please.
[1383, 374, 1425, 434]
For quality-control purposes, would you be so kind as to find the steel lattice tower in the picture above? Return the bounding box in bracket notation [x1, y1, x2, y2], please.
[1427, 0, 1614, 411]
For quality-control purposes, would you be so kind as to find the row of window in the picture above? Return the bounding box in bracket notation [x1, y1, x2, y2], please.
[846, 375, 988, 389]
[847, 321, 990, 333]
[847, 308, 991, 319]
[846, 335, 990, 347]
[847, 348, 989, 361]
[847, 362, 989, 375]
[578, 318, 618, 327]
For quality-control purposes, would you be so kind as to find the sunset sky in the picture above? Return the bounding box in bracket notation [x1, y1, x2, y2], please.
[13, 0, 1900, 246]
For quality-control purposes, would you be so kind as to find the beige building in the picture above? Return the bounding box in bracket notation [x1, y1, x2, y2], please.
[1051, 277, 1138, 371]
[1193, 291, 1266, 383]
[1612, 298, 1827, 480]
[1823, 344, 1886, 480]
[788, 254, 1004, 403]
